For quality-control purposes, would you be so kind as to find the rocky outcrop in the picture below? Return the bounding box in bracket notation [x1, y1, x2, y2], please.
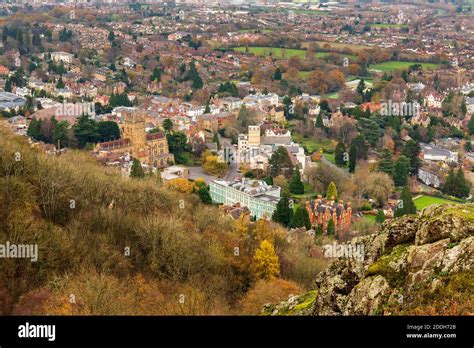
[263, 204, 474, 316]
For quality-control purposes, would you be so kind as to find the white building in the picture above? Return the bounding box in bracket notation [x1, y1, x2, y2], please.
[243, 93, 279, 110]
[425, 93, 443, 109]
[210, 179, 281, 220]
[50, 51, 74, 65]
[217, 97, 243, 112]
[466, 97, 474, 115]
[420, 143, 458, 163]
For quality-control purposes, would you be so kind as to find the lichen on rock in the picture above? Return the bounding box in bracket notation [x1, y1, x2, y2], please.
[264, 204, 474, 316]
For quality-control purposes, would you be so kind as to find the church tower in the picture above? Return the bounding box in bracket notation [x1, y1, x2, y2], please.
[123, 111, 146, 155]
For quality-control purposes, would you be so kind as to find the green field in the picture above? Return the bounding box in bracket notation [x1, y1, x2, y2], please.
[234, 46, 330, 59]
[413, 195, 460, 210]
[364, 214, 377, 222]
[371, 23, 409, 29]
[292, 9, 329, 15]
[292, 183, 317, 200]
[299, 71, 311, 80]
[293, 135, 334, 154]
[323, 153, 336, 164]
[369, 61, 439, 73]
[323, 92, 339, 100]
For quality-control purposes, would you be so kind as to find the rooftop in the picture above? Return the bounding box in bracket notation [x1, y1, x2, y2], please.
[213, 178, 279, 196]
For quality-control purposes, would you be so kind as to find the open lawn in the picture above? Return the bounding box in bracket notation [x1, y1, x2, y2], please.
[293, 135, 335, 154]
[369, 61, 439, 73]
[292, 9, 329, 15]
[292, 183, 317, 200]
[364, 214, 377, 222]
[323, 92, 340, 100]
[234, 46, 330, 59]
[413, 195, 461, 210]
[299, 71, 311, 80]
[323, 153, 336, 164]
[371, 23, 409, 29]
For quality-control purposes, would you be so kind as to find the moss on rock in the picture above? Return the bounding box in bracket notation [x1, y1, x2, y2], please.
[366, 244, 408, 287]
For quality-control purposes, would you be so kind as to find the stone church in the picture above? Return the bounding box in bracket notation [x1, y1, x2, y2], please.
[95, 110, 174, 168]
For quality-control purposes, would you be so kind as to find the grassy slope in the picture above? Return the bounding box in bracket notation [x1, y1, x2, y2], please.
[414, 195, 461, 210]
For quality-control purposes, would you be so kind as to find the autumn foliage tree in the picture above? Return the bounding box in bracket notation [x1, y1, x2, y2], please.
[253, 240, 280, 280]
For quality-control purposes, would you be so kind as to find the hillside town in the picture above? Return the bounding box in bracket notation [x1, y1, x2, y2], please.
[3, 1, 473, 234]
[0, 0, 473, 323]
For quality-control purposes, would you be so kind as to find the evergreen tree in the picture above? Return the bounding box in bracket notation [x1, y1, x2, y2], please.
[454, 169, 470, 198]
[335, 142, 346, 167]
[167, 132, 187, 164]
[4, 78, 12, 92]
[162, 119, 173, 133]
[394, 186, 417, 217]
[461, 99, 467, 116]
[443, 168, 456, 196]
[272, 192, 293, 227]
[315, 111, 324, 128]
[326, 181, 338, 201]
[198, 186, 213, 204]
[98, 121, 120, 142]
[356, 79, 366, 100]
[282, 96, 293, 119]
[401, 140, 421, 175]
[326, 218, 335, 236]
[108, 30, 115, 43]
[73, 114, 99, 148]
[375, 209, 385, 224]
[32, 32, 42, 48]
[269, 146, 294, 178]
[274, 67, 282, 81]
[109, 92, 132, 107]
[189, 61, 203, 89]
[351, 135, 368, 159]
[290, 205, 311, 230]
[393, 155, 410, 187]
[16, 28, 23, 47]
[130, 158, 145, 178]
[263, 176, 273, 185]
[349, 144, 357, 173]
[52, 120, 70, 148]
[27, 117, 43, 140]
[56, 76, 65, 89]
[468, 116, 474, 135]
[212, 132, 220, 151]
[315, 224, 324, 236]
[289, 167, 304, 195]
[320, 100, 331, 113]
[401, 70, 409, 82]
[151, 67, 161, 82]
[58, 28, 73, 42]
[378, 148, 394, 176]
